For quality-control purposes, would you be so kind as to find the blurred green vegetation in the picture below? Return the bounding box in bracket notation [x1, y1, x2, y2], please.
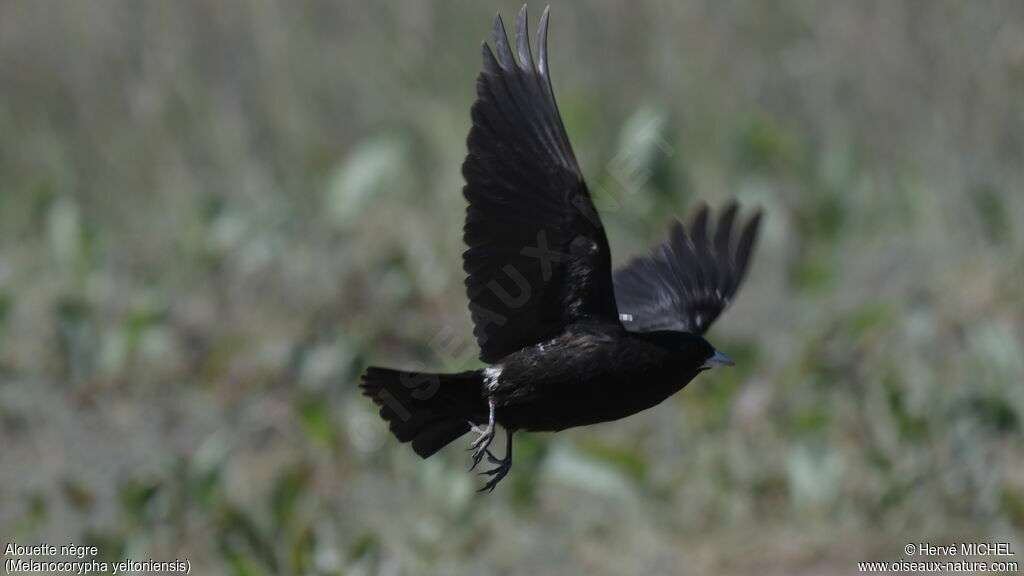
[1, 2, 1023, 574]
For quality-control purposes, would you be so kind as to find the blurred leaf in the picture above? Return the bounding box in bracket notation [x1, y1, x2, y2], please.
[191, 467, 223, 512]
[83, 530, 126, 566]
[378, 255, 415, 306]
[55, 295, 94, 381]
[971, 182, 1008, 243]
[1001, 489, 1024, 528]
[966, 321, 1023, 388]
[884, 375, 928, 441]
[792, 406, 828, 435]
[219, 506, 277, 575]
[325, 134, 409, 230]
[876, 478, 916, 510]
[610, 105, 679, 206]
[865, 447, 891, 472]
[287, 524, 316, 575]
[271, 463, 312, 531]
[960, 395, 1018, 435]
[577, 440, 648, 483]
[29, 492, 47, 519]
[224, 552, 270, 576]
[0, 290, 10, 328]
[791, 253, 833, 293]
[99, 327, 129, 375]
[416, 453, 474, 514]
[61, 478, 95, 511]
[8, 491, 51, 536]
[125, 297, 168, 339]
[56, 296, 90, 322]
[784, 443, 841, 511]
[46, 195, 84, 276]
[846, 302, 895, 340]
[297, 394, 337, 449]
[811, 192, 846, 240]
[509, 433, 548, 506]
[190, 434, 229, 510]
[543, 442, 639, 500]
[119, 478, 161, 523]
[736, 116, 801, 174]
[348, 531, 379, 562]
[200, 336, 245, 383]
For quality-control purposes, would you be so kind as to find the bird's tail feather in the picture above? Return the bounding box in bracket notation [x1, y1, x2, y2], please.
[360, 367, 485, 458]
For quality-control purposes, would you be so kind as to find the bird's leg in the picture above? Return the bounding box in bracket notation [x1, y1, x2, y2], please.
[467, 397, 497, 470]
[478, 429, 513, 493]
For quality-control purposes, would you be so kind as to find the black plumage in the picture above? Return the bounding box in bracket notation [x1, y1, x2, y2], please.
[361, 5, 762, 492]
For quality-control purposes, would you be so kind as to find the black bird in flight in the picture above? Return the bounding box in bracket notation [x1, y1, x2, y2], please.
[361, 5, 762, 492]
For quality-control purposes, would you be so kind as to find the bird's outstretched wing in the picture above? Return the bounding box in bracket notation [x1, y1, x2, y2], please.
[463, 6, 617, 363]
[613, 203, 762, 335]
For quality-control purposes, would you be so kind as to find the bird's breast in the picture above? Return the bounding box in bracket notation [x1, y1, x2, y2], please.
[493, 338, 694, 432]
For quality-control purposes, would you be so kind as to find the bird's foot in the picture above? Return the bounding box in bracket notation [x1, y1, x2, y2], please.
[477, 449, 512, 493]
[466, 420, 495, 471]
[466, 397, 498, 471]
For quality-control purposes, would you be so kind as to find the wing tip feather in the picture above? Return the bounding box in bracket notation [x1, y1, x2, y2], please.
[516, 6, 530, 72]
[538, 6, 551, 76]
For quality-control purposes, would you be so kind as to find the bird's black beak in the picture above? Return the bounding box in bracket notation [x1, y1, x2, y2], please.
[701, 350, 735, 369]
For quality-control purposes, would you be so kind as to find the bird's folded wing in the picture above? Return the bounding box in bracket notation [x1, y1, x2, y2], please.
[613, 203, 762, 335]
[463, 6, 617, 363]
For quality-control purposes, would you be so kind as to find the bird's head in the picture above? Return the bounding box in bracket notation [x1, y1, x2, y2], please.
[641, 331, 736, 372]
[681, 333, 735, 372]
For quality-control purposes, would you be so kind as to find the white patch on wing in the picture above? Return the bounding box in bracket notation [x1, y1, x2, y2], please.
[619, 313, 634, 322]
[483, 366, 502, 392]
[535, 337, 559, 353]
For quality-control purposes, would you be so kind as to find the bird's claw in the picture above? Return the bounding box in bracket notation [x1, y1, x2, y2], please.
[477, 451, 512, 492]
[466, 420, 496, 471]
[466, 399, 509, 491]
